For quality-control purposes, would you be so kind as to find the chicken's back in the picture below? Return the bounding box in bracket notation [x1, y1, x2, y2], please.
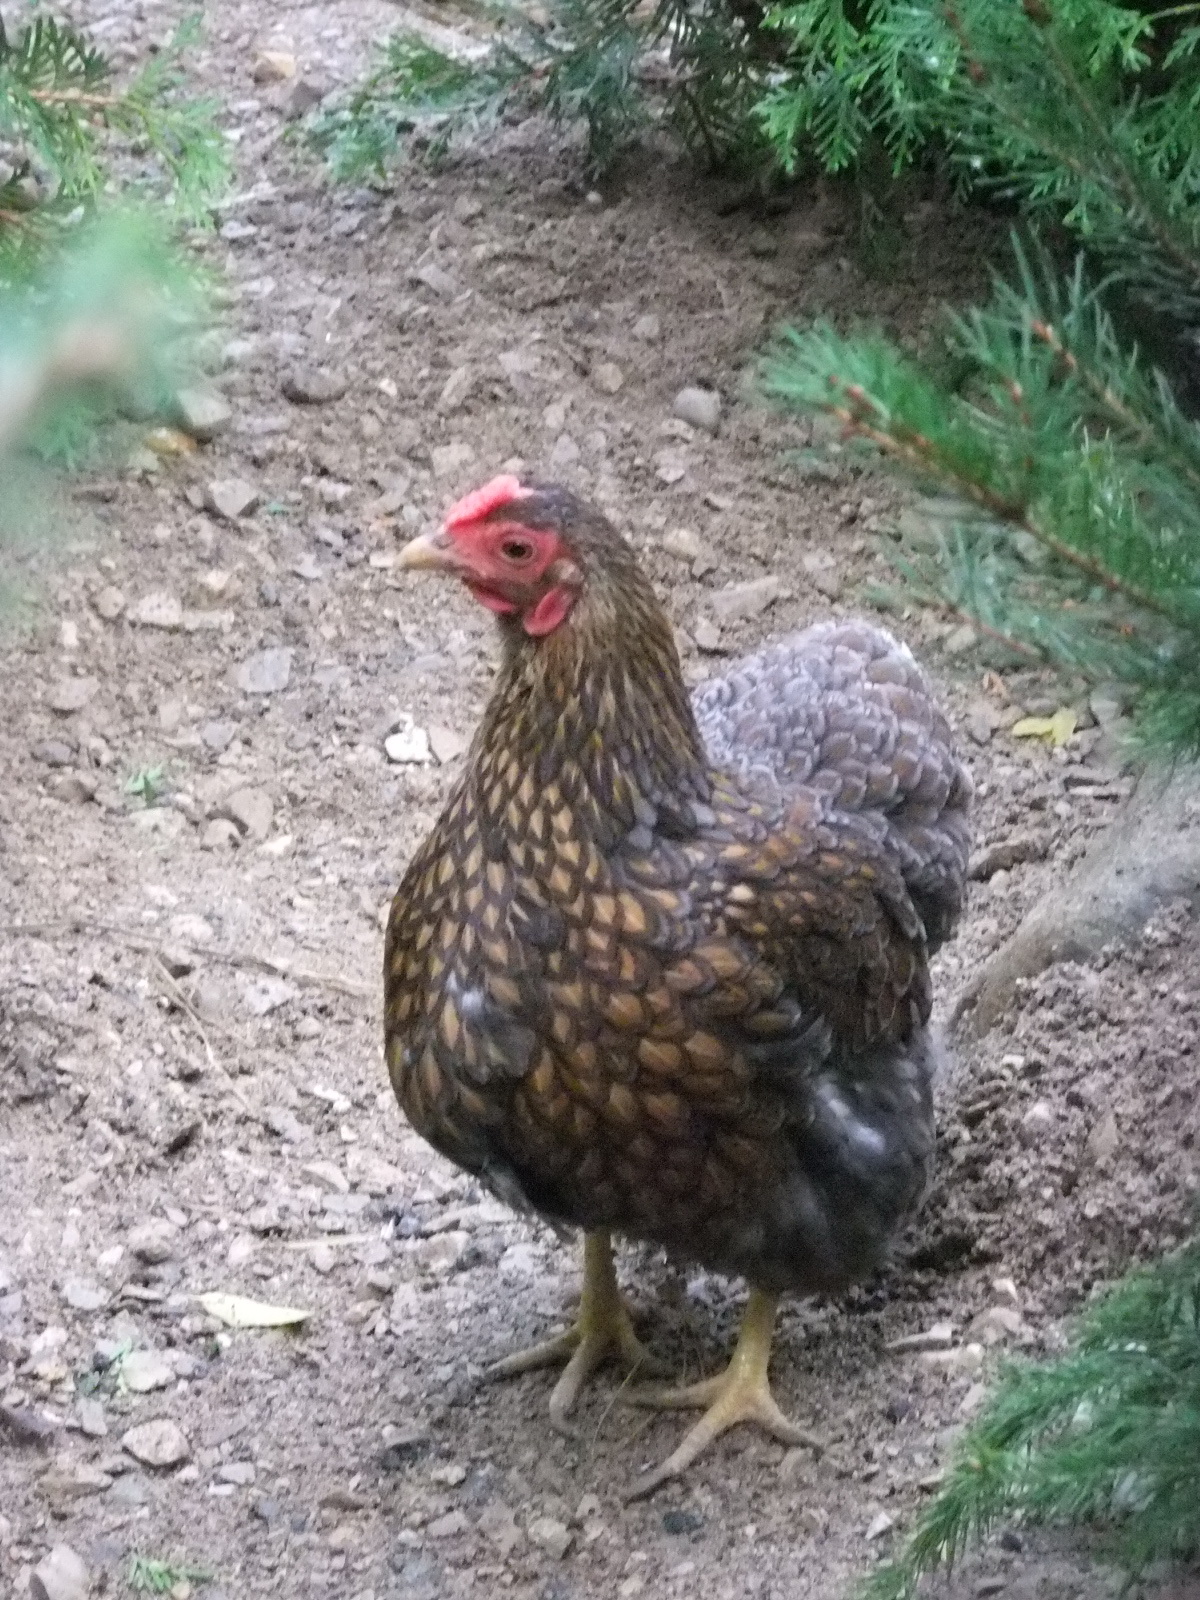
[693, 621, 972, 953]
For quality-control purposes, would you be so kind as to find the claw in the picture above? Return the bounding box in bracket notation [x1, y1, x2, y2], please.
[624, 1290, 823, 1499]
[488, 1232, 666, 1433]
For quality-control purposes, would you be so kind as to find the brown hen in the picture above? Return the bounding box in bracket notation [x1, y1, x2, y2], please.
[385, 476, 971, 1496]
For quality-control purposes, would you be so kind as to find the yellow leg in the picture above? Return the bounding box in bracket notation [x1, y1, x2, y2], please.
[624, 1289, 823, 1500]
[488, 1231, 667, 1433]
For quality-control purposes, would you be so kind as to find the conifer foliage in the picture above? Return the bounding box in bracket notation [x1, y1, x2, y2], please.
[862, 1238, 1200, 1599]
[0, 10, 226, 273]
[763, 0, 1200, 759]
[1, 10, 221, 612]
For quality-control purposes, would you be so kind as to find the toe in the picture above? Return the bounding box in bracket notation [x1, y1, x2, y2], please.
[548, 1334, 610, 1431]
[488, 1327, 579, 1380]
[624, 1374, 727, 1412]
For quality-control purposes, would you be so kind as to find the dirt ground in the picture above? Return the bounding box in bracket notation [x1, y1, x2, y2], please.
[3, 2, 1199, 1598]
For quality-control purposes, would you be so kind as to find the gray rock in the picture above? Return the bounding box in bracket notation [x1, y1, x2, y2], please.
[76, 1398, 107, 1439]
[672, 386, 722, 433]
[967, 1306, 1026, 1345]
[47, 677, 98, 714]
[108, 1474, 150, 1506]
[121, 1419, 190, 1468]
[234, 647, 293, 694]
[282, 367, 348, 405]
[217, 786, 274, 840]
[121, 1350, 174, 1393]
[1019, 1100, 1055, 1145]
[130, 592, 183, 630]
[1087, 1109, 1120, 1165]
[201, 819, 240, 851]
[285, 76, 329, 120]
[965, 703, 999, 746]
[241, 976, 296, 1017]
[1089, 685, 1129, 726]
[176, 387, 233, 442]
[411, 262, 458, 298]
[34, 740, 76, 767]
[46, 773, 98, 804]
[61, 1280, 106, 1312]
[31, 1544, 90, 1600]
[412, 1232, 468, 1275]
[92, 586, 126, 622]
[205, 478, 261, 522]
[428, 726, 468, 764]
[166, 913, 213, 947]
[800, 551, 843, 600]
[426, 1510, 469, 1539]
[438, 366, 474, 412]
[943, 623, 978, 656]
[710, 576, 784, 624]
[128, 1221, 175, 1264]
[661, 527, 704, 563]
[527, 1516, 573, 1560]
[592, 362, 623, 394]
[201, 720, 238, 753]
[430, 441, 476, 478]
[693, 617, 724, 653]
[632, 313, 660, 341]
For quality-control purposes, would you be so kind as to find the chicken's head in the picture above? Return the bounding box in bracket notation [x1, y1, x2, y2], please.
[397, 475, 636, 638]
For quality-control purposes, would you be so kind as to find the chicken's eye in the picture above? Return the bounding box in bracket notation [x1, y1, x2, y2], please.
[501, 538, 534, 563]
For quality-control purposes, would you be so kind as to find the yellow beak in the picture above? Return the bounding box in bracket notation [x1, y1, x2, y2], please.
[396, 528, 459, 572]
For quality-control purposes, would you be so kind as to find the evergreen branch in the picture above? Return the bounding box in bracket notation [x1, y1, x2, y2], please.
[823, 371, 1181, 620]
[1020, 7, 1200, 297]
[864, 1234, 1200, 1600]
[763, 225, 1200, 752]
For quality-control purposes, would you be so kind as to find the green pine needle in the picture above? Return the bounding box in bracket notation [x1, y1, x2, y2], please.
[864, 1237, 1200, 1600]
[763, 235, 1200, 755]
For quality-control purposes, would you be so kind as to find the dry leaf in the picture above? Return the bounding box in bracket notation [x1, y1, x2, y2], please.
[145, 427, 198, 457]
[196, 1292, 310, 1328]
[1011, 708, 1077, 748]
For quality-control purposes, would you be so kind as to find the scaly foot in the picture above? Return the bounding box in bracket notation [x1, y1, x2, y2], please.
[624, 1289, 823, 1499]
[488, 1231, 667, 1432]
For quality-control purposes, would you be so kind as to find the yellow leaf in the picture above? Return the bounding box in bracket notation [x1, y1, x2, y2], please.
[1048, 707, 1078, 746]
[145, 427, 197, 457]
[1011, 708, 1077, 747]
[196, 1292, 310, 1328]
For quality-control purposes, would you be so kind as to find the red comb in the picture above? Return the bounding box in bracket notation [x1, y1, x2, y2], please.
[444, 475, 528, 531]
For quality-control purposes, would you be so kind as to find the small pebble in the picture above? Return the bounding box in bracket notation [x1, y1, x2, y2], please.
[672, 386, 721, 432]
[31, 1544, 89, 1600]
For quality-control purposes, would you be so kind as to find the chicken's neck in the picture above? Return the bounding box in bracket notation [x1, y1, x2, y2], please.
[471, 584, 713, 855]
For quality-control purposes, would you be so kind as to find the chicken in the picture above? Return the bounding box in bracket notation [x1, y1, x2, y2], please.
[384, 475, 972, 1497]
